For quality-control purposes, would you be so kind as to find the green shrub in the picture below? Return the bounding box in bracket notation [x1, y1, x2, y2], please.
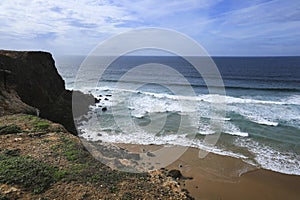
[34, 121, 50, 130]
[19, 115, 50, 131]
[2, 149, 21, 157]
[52, 137, 87, 162]
[0, 124, 21, 135]
[0, 153, 65, 194]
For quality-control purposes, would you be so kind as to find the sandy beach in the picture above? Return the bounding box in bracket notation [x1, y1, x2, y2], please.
[115, 143, 300, 200]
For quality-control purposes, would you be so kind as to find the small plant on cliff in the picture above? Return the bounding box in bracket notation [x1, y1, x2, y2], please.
[34, 121, 50, 130]
[19, 115, 50, 131]
[51, 136, 88, 162]
[0, 151, 65, 194]
[0, 124, 21, 135]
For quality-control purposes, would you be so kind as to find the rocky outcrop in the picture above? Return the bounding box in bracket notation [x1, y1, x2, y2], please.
[0, 50, 94, 135]
[0, 86, 36, 116]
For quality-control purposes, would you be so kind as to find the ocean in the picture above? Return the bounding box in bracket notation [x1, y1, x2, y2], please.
[55, 55, 300, 175]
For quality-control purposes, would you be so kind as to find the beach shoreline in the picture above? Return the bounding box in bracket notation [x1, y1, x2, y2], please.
[113, 142, 300, 200]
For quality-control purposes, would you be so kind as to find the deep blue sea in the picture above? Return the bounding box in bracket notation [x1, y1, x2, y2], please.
[55, 56, 300, 175]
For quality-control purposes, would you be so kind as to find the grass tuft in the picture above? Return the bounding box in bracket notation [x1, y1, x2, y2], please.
[0, 152, 66, 194]
[0, 125, 21, 135]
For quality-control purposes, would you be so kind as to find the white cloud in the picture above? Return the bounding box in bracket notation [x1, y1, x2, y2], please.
[0, 0, 221, 38]
[113, 0, 220, 20]
[0, 0, 299, 55]
[0, 0, 140, 54]
[0, 0, 217, 54]
[212, 0, 300, 40]
[0, 0, 133, 38]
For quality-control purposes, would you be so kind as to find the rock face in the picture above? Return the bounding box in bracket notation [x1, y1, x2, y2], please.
[0, 87, 36, 116]
[0, 50, 94, 134]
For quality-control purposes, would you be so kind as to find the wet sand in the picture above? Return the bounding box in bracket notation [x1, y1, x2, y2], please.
[115, 143, 300, 200]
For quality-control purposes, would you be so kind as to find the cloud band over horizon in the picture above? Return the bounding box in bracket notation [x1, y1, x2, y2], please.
[0, 0, 299, 56]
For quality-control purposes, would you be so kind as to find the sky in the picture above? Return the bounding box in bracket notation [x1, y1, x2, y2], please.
[0, 0, 299, 56]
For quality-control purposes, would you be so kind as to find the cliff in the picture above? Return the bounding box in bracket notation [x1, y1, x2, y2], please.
[0, 50, 193, 199]
[0, 50, 93, 134]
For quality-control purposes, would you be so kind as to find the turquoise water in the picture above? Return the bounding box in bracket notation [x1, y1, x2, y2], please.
[56, 56, 300, 175]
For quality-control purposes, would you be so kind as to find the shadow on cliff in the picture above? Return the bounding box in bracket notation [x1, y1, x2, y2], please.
[0, 50, 94, 135]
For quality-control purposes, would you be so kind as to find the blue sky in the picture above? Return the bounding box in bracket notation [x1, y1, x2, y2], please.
[0, 0, 299, 56]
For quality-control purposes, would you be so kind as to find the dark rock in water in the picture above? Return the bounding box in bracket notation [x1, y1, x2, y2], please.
[146, 152, 156, 157]
[95, 98, 101, 103]
[79, 115, 89, 123]
[167, 169, 182, 179]
[104, 98, 109, 101]
[0, 50, 95, 135]
[97, 133, 102, 136]
[105, 94, 112, 97]
[102, 107, 107, 112]
[99, 95, 102, 97]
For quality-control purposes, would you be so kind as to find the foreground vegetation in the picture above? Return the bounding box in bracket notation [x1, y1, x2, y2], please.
[0, 114, 192, 200]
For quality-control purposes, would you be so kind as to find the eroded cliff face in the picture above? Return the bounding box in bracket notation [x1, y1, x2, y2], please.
[0, 50, 94, 135]
[0, 86, 36, 116]
[0, 51, 65, 108]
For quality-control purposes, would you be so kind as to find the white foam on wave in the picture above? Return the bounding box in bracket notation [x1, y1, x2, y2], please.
[89, 86, 300, 131]
[141, 91, 299, 107]
[201, 116, 231, 121]
[229, 103, 281, 127]
[230, 96, 300, 128]
[253, 119, 279, 126]
[226, 131, 249, 137]
[223, 122, 249, 137]
[125, 92, 298, 129]
[80, 126, 192, 146]
[84, 86, 300, 107]
[284, 95, 300, 105]
[80, 115, 300, 176]
[127, 92, 199, 118]
[197, 120, 249, 137]
[82, 123, 300, 175]
[220, 117, 231, 121]
[199, 94, 287, 105]
[79, 125, 248, 160]
[197, 130, 248, 137]
[235, 138, 300, 175]
[197, 121, 215, 135]
[190, 140, 248, 159]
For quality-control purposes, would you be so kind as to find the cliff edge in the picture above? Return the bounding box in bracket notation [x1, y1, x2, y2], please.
[0, 50, 93, 134]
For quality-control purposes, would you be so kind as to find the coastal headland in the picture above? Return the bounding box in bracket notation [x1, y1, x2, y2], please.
[0, 50, 299, 199]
